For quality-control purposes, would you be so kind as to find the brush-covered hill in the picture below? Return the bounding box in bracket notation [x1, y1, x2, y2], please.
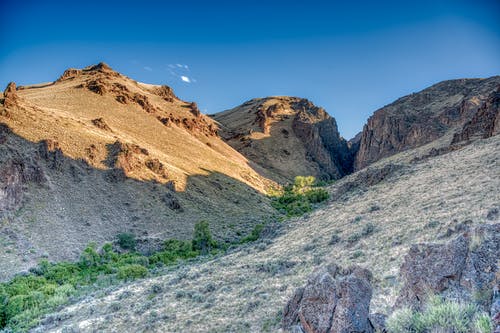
[0, 63, 277, 280]
[212, 97, 353, 183]
[355, 76, 500, 169]
[31, 129, 500, 333]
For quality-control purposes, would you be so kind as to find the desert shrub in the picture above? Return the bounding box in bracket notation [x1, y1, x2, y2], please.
[293, 175, 316, 191]
[79, 243, 101, 268]
[270, 176, 329, 217]
[149, 239, 199, 266]
[192, 221, 217, 254]
[0, 223, 229, 331]
[117, 233, 137, 251]
[350, 250, 364, 259]
[117, 264, 148, 280]
[305, 188, 329, 203]
[100, 242, 118, 263]
[329, 234, 341, 245]
[346, 233, 362, 244]
[163, 239, 194, 256]
[361, 222, 376, 236]
[240, 224, 264, 243]
[474, 312, 493, 333]
[386, 296, 492, 333]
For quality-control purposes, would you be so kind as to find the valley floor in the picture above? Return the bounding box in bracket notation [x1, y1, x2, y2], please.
[33, 135, 500, 332]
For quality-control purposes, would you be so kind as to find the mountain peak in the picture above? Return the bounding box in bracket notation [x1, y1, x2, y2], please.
[212, 96, 353, 182]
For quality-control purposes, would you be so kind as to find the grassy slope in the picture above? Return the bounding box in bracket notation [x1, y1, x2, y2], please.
[0, 67, 276, 280]
[213, 97, 325, 183]
[32, 135, 500, 332]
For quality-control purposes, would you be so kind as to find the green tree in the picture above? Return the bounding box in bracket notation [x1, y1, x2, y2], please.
[192, 221, 217, 254]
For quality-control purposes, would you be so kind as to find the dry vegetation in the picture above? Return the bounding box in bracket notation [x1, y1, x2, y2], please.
[29, 134, 499, 332]
[0, 65, 277, 281]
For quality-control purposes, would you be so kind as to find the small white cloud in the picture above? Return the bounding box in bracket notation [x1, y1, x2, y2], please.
[176, 64, 183, 68]
[143, 66, 153, 71]
[184, 65, 189, 69]
[180, 76, 191, 83]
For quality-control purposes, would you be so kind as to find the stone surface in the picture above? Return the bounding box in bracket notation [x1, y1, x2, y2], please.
[452, 87, 500, 144]
[355, 76, 500, 169]
[396, 223, 500, 312]
[3, 82, 19, 109]
[213, 97, 354, 182]
[283, 264, 373, 333]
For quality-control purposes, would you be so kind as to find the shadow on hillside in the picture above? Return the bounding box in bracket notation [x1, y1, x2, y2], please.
[0, 123, 275, 278]
[220, 115, 356, 183]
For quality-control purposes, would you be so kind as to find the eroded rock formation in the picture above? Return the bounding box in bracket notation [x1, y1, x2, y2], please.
[283, 264, 373, 333]
[213, 97, 353, 182]
[452, 87, 500, 144]
[355, 77, 500, 169]
[396, 223, 500, 313]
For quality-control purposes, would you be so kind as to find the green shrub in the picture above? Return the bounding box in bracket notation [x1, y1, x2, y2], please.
[293, 175, 316, 191]
[117, 233, 137, 251]
[361, 222, 376, 236]
[386, 296, 490, 333]
[117, 264, 148, 280]
[304, 188, 329, 203]
[79, 243, 101, 267]
[270, 176, 329, 217]
[5, 292, 44, 319]
[163, 239, 194, 256]
[0, 229, 226, 331]
[192, 221, 217, 255]
[474, 313, 493, 333]
[241, 224, 265, 243]
[347, 233, 361, 243]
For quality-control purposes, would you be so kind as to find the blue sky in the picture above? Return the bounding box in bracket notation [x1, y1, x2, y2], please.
[1, 0, 499, 139]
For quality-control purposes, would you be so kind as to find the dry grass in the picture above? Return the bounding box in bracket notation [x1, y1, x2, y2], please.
[213, 97, 333, 183]
[0, 66, 277, 280]
[31, 135, 500, 332]
[4, 67, 271, 192]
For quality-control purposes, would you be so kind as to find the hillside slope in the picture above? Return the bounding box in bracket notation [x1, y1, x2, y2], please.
[0, 63, 276, 280]
[32, 134, 500, 332]
[355, 76, 500, 169]
[212, 97, 353, 183]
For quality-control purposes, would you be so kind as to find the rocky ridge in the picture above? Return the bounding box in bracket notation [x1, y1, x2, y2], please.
[0, 64, 277, 279]
[354, 76, 500, 169]
[213, 97, 353, 183]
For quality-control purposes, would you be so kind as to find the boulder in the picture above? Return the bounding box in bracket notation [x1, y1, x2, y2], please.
[283, 264, 373, 333]
[396, 223, 500, 313]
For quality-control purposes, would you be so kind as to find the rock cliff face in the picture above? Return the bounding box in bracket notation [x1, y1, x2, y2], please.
[212, 97, 353, 183]
[355, 76, 500, 169]
[452, 87, 500, 144]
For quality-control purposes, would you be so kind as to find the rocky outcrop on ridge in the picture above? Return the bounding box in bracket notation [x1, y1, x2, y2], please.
[355, 76, 500, 169]
[452, 87, 500, 144]
[396, 223, 500, 314]
[213, 97, 353, 182]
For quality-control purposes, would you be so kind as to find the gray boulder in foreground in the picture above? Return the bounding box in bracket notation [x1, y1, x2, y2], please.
[282, 264, 373, 333]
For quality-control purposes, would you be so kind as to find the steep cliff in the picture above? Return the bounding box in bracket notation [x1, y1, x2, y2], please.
[355, 76, 500, 169]
[212, 97, 353, 183]
[452, 86, 500, 144]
